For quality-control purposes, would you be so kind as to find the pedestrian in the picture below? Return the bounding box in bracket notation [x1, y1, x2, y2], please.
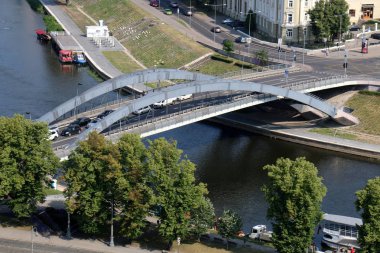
[317, 225, 322, 234]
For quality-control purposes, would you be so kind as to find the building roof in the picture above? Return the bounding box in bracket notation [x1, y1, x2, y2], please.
[323, 214, 363, 226]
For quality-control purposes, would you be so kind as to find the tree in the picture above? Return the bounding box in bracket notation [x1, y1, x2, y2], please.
[116, 134, 152, 240]
[189, 197, 215, 241]
[66, 0, 71, 5]
[217, 210, 242, 249]
[262, 157, 327, 253]
[308, 0, 349, 42]
[64, 132, 122, 234]
[146, 138, 208, 248]
[223, 39, 234, 56]
[355, 177, 380, 253]
[256, 49, 268, 66]
[0, 115, 59, 218]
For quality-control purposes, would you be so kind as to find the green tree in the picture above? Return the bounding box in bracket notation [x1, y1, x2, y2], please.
[223, 39, 234, 56]
[262, 157, 327, 253]
[146, 138, 208, 248]
[64, 132, 122, 234]
[0, 115, 59, 218]
[355, 177, 380, 253]
[308, 0, 349, 42]
[256, 49, 268, 66]
[189, 197, 215, 241]
[116, 134, 152, 240]
[217, 210, 242, 249]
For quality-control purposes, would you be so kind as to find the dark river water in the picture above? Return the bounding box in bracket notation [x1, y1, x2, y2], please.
[1, 0, 379, 233]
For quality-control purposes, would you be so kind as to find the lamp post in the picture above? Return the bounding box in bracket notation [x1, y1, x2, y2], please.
[31, 226, 37, 253]
[66, 211, 71, 239]
[205, 3, 227, 43]
[74, 82, 83, 118]
[335, 14, 343, 43]
[25, 112, 31, 120]
[303, 28, 306, 66]
[109, 191, 115, 247]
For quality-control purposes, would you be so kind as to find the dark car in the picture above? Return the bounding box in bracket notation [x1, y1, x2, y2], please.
[169, 1, 178, 8]
[71, 117, 91, 128]
[211, 26, 222, 33]
[349, 25, 360, 32]
[150, 0, 159, 7]
[181, 8, 193, 16]
[227, 21, 245, 29]
[371, 33, 380, 39]
[97, 109, 114, 119]
[60, 124, 82, 137]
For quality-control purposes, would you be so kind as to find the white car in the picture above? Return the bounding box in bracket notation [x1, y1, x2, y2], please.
[153, 98, 176, 108]
[86, 119, 99, 129]
[222, 18, 234, 24]
[132, 105, 152, 115]
[177, 94, 193, 101]
[48, 128, 59, 140]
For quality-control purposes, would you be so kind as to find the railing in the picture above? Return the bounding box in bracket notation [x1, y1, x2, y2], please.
[218, 63, 289, 79]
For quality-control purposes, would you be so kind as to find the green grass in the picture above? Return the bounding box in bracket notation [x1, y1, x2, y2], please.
[43, 15, 64, 32]
[43, 188, 63, 195]
[70, 0, 210, 69]
[346, 92, 380, 135]
[102, 51, 143, 73]
[310, 128, 357, 140]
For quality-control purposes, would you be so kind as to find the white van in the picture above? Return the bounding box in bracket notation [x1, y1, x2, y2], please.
[153, 97, 176, 108]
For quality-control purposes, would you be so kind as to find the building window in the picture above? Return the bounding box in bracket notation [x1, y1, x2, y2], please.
[286, 28, 293, 38]
[287, 14, 293, 23]
[305, 0, 308, 7]
[288, 0, 293, 8]
[304, 13, 308, 21]
[349, 9, 356, 17]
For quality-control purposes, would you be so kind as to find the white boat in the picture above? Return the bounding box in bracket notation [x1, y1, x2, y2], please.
[320, 213, 362, 250]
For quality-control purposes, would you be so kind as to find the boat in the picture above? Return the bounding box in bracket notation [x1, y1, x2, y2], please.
[35, 29, 51, 41]
[320, 213, 362, 250]
[72, 52, 87, 64]
[59, 50, 73, 63]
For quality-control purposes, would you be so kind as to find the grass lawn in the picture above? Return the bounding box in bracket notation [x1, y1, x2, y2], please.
[178, 242, 270, 253]
[69, 0, 210, 69]
[309, 128, 357, 140]
[102, 51, 143, 73]
[43, 188, 63, 195]
[346, 92, 380, 135]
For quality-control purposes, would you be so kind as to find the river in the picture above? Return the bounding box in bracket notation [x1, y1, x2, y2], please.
[1, 0, 379, 233]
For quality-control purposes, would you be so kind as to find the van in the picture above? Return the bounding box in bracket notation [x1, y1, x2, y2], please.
[153, 97, 176, 108]
[177, 94, 193, 101]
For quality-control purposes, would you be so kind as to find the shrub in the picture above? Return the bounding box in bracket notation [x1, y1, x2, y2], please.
[26, 0, 44, 13]
[43, 15, 64, 32]
[234, 62, 254, 69]
[359, 90, 380, 96]
[210, 54, 233, 64]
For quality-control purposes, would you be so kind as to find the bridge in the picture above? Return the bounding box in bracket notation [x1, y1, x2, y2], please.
[36, 69, 380, 157]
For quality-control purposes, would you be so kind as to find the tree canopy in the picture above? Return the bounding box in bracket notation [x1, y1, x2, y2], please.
[262, 157, 327, 253]
[308, 0, 350, 42]
[217, 210, 242, 249]
[355, 177, 380, 253]
[0, 115, 59, 218]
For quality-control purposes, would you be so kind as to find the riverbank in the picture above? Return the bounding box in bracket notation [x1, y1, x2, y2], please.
[210, 111, 380, 160]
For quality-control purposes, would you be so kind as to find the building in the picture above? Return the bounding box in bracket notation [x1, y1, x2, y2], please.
[220, 0, 380, 43]
[86, 20, 109, 38]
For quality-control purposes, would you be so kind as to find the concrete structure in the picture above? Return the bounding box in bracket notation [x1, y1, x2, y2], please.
[86, 20, 109, 38]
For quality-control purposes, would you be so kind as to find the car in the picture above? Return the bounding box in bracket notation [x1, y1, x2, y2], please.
[235, 36, 252, 43]
[70, 117, 91, 128]
[60, 124, 82, 137]
[164, 8, 173, 15]
[153, 98, 176, 108]
[150, 0, 159, 7]
[96, 109, 114, 119]
[86, 119, 99, 129]
[132, 105, 152, 115]
[349, 25, 360, 32]
[222, 18, 234, 24]
[182, 8, 193, 16]
[228, 21, 245, 28]
[48, 128, 59, 140]
[169, 2, 178, 8]
[211, 26, 222, 33]
[177, 94, 193, 101]
[371, 33, 380, 39]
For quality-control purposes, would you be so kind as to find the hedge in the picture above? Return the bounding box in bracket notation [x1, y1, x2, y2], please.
[234, 62, 254, 69]
[359, 90, 380, 96]
[210, 54, 234, 64]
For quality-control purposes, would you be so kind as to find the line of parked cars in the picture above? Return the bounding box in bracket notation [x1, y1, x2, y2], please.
[133, 94, 193, 115]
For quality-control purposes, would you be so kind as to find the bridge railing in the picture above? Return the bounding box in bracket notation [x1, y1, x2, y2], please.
[284, 75, 350, 91]
[217, 63, 289, 79]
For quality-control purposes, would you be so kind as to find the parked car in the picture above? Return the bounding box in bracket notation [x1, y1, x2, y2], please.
[349, 25, 360, 31]
[60, 124, 82, 137]
[48, 128, 59, 141]
[164, 8, 173, 15]
[235, 36, 252, 43]
[153, 98, 176, 108]
[150, 0, 159, 7]
[177, 94, 193, 101]
[97, 109, 114, 119]
[371, 33, 380, 39]
[228, 21, 245, 28]
[132, 105, 152, 115]
[222, 18, 234, 24]
[70, 117, 91, 128]
[86, 119, 99, 129]
[182, 8, 193, 16]
[211, 26, 221, 33]
[169, 2, 178, 8]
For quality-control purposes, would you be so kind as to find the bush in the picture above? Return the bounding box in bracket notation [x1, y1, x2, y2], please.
[359, 90, 380, 96]
[26, 0, 44, 13]
[233, 62, 254, 69]
[43, 15, 64, 32]
[210, 54, 233, 64]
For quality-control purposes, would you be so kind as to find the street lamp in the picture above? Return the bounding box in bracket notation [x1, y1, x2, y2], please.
[74, 82, 83, 118]
[204, 3, 227, 43]
[25, 112, 31, 120]
[108, 191, 115, 247]
[66, 211, 71, 239]
[335, 14, 343, 43]
[303, 28, 306, 66]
